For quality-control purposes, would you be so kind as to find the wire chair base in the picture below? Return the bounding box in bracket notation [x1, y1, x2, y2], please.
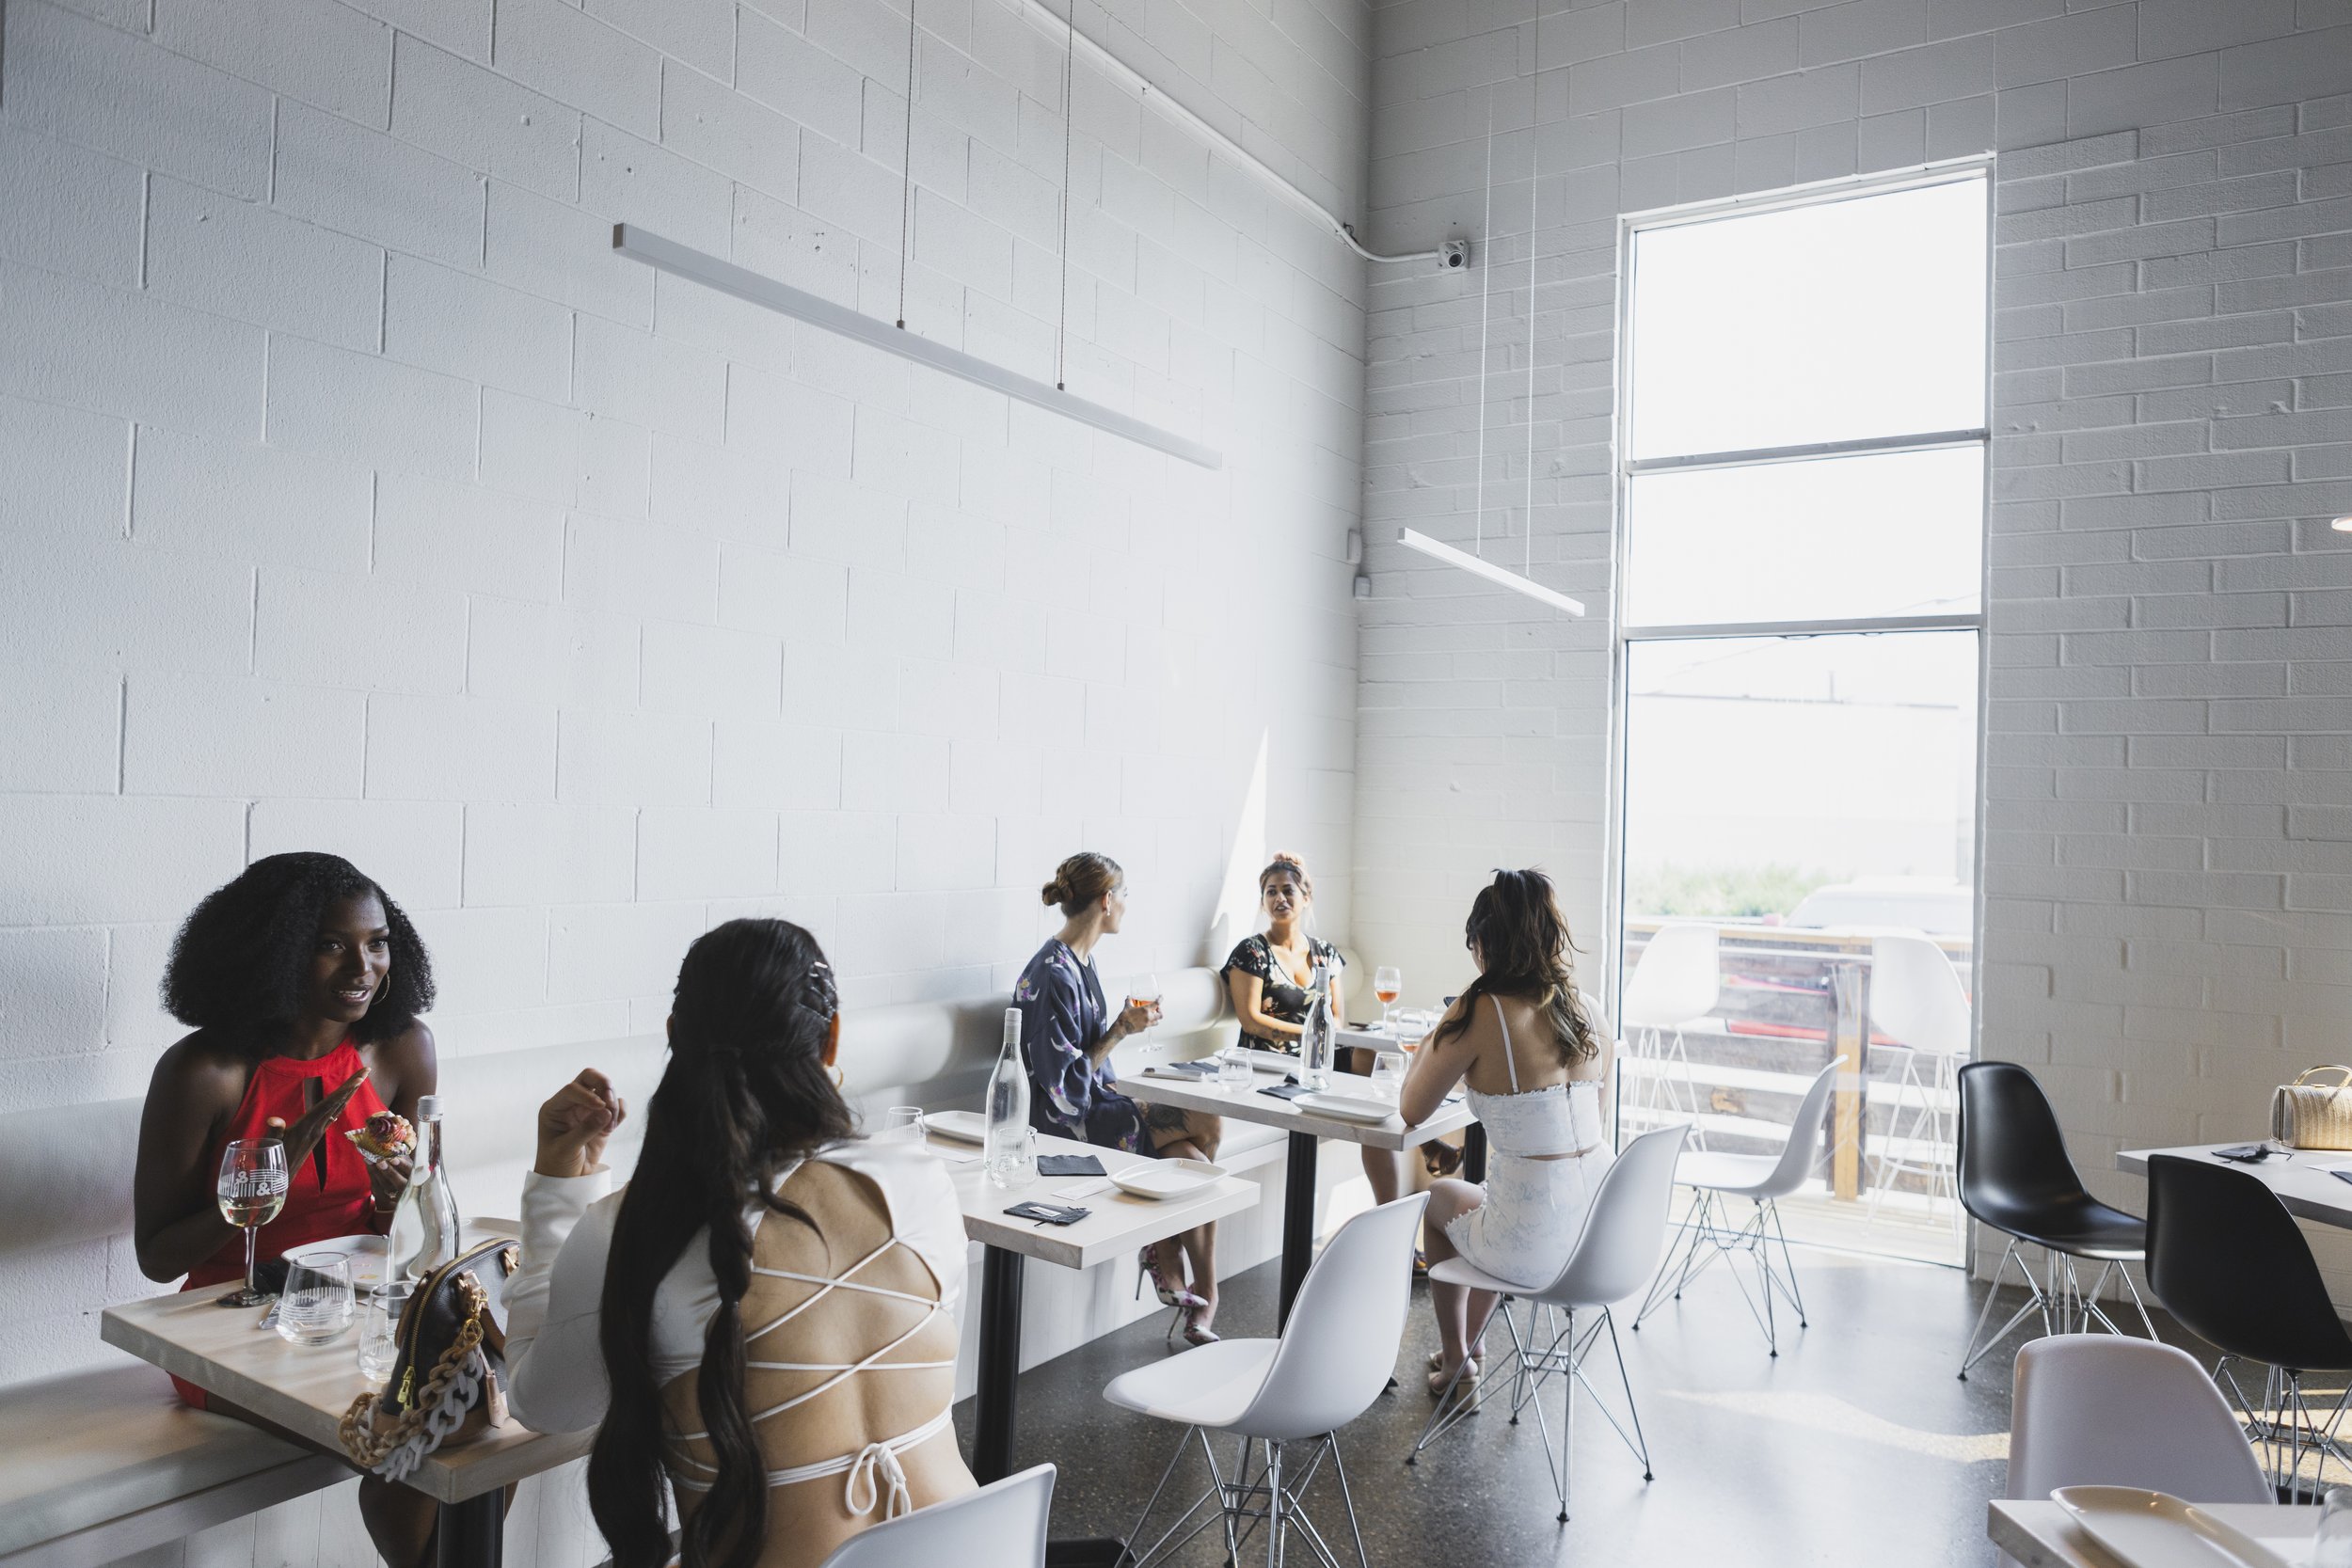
[1123, 1426, 1368, 1568]
[1633, 1188, 1809, 1356]
[1406, 1301, 1652, 1523]
[1955, 1237, 2159, 1380]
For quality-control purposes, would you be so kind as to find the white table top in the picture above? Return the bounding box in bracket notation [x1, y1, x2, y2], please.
[101, 1222, 567, 1505]
[928, 1126, 1260, 1271]
[1988, 1500, 2312, 1568]
[1128, 1060, 1475, 1152]
[2118, 1143, 2352, 1229]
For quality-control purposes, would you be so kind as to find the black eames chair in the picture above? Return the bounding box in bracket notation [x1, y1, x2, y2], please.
[1954, 1061, 2157, 1380]
[2147, 1152, 2352, 1500]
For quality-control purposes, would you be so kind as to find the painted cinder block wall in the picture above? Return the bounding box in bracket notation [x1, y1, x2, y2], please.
[0, 0, 1377, 1393]
[1350, 0, 2352, 1288]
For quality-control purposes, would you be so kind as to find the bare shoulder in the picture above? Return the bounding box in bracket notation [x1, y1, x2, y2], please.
[146, 1029, 252, 1118]
[362, 1021, 437, 1104]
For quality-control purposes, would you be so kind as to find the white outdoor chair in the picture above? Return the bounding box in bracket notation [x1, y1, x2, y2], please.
[2002, 1337, 2271, 1567]
[1619, 925, 1720, 1148]
[1407, 1126, 1690, 1524]
[814, 1463, 1057, 1568]
[1867, 932, 1969, 1231]
[1634, 1055, 1846, 1356]
[1105, 1193, 1428, 1568]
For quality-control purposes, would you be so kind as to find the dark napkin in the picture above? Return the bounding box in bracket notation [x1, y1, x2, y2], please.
[1038, 1153, 1106, 1177]
[1259, 1081, 1311, 1101]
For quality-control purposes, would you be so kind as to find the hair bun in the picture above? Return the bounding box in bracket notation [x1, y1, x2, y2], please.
[1041, 878, 1070, 907]
[1269, 850, 1306, 871]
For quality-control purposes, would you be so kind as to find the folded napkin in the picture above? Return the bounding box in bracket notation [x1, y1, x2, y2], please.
[1038, 1153, 1106, 1177]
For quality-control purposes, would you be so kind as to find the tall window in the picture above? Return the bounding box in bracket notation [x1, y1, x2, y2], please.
[1614, 171, 1988, 1266]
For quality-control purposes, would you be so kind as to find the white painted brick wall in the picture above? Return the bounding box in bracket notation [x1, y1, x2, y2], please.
[1358, 0, 2352, 1297]
[0, 0, 1379, 1552]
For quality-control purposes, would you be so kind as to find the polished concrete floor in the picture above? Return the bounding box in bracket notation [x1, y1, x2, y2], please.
[954, 1243, 2123, 1567]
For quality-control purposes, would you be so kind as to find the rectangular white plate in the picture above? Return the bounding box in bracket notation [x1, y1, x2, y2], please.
[1111, 1158, 1228, 1200]
[2052, 1486, 2294, 1568]
[1294, 1091, 1397, 1125]
[921, 1109, 988, 1145]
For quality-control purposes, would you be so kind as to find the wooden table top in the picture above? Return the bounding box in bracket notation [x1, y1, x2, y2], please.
[927, 1125, 1261, 1271]
[100, 1222, 575, 1505]
[1988, 1499, 2312, 1567]
[2119, 1143, 2352, 1229]
[1127, 1060, 1476, 1151]
[102, 1138, 1255, 1500]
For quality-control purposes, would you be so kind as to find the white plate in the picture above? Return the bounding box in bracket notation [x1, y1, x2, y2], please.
[2051, 1486, 2294, 1568]
[921, 1109, 988, 1145]
[1111, 1158, 1228, 1200]
[291, 1234, 390, 1290]
[1294, 1091, 1397, 1125]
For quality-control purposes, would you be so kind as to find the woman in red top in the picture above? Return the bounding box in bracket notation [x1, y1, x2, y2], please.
[134, 852, 439, 1567]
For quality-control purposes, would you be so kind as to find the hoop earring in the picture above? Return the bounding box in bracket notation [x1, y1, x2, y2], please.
[829, 1064, 845, 1089]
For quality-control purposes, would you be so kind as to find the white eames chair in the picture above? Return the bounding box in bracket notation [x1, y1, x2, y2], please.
[1867, 933, 1970, 1232]
[814, 1463, 1057, 1568]
[1104, 1193, 1429, 1568]
[1407, 1125, 1690, 1525]
[2001, 1337, 2271, 1568]
[1619, 925, 1721, 1149]
[1634, 1055, 1846, 1356]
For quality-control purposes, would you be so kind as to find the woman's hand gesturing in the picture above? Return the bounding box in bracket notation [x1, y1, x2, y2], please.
[536, 1069, 627, 1179]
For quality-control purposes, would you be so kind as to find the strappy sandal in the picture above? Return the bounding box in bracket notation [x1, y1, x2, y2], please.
[1425, 1351, 1481, 1379]
[1426, 1365, 1481, 1408]
[1136, 1243, 1206, 1310]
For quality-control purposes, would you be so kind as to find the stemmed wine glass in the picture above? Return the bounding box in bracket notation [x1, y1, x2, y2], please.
[215, 1138, 289, 1308]
[1374, 966, 1403, 1032]
[1127, 974, 1163, 1049]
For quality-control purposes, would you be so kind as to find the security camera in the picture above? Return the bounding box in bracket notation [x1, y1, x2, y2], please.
[1438, 240, 1471, 272]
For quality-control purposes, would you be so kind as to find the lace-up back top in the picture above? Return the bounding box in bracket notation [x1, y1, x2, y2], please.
[504, 1140, 973, 1567]
[1462, 995, 1607, 1160]
[659, 1159, 964, 1529]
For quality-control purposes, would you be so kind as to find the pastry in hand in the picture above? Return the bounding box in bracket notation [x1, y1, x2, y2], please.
[346, 1111, 415, 1164]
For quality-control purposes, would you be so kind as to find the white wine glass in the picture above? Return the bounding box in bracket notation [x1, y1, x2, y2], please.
[1373, 966, 1403, 1031]
[215, 1138, 289, 1308]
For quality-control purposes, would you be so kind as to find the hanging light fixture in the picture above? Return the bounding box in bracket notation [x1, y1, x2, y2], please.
[1397, 528, 1585, 615]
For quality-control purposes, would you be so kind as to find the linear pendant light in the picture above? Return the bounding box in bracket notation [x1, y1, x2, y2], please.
[1397, 528, 1586, 616]
[611, 224, 1223, 469]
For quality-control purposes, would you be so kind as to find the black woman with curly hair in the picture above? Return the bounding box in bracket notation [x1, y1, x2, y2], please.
[132, 851, 440, 1566]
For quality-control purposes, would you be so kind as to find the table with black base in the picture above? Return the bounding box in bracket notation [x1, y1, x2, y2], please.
[101, 1223, 560, 1568]
[1123, 1059, 1479, 1325]
[938, 1126, 1259, 1484]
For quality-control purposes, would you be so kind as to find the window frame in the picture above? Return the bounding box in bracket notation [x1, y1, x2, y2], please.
[1604, 157, 1995, 1048]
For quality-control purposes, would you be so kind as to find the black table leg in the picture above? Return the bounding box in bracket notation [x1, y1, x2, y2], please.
[972, 1243, 1025, 1484]
[1463, 1123, 1488, 1186]
[436, 1490, 503, 1568]
[1278, 1130, 1320, 1328]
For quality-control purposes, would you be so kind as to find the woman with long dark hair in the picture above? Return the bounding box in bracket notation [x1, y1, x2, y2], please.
[133, 851, 439, 1566]
[502, 919, 973, 1568]
[1399, 869, 1609, 1402]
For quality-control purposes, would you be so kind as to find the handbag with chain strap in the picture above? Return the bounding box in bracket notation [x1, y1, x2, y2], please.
[338, 1237, 516, 1481]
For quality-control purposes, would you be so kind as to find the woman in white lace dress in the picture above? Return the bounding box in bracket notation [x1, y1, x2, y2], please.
[1400, 870, 1613, 1398]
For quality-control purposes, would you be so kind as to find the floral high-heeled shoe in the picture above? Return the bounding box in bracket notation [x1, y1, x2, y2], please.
[1169, 1302, 1220, 1348]
[1136, 1242, 1206, 1310]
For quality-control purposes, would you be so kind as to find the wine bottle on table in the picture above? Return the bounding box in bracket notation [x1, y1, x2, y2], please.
[985, 1007, 1036, 1189]
[1300, 961, 1335, 1091]
[388, 1095, 463, 1281]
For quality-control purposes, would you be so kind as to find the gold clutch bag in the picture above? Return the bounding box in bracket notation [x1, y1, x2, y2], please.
[2270, 1067, 2352, 1151]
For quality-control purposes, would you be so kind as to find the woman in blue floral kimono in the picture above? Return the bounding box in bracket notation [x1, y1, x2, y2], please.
[1014, 852, 1224, 1344]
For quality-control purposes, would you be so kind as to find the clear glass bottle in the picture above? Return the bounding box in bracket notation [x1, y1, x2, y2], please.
[387, 1095, 462, 1280]
[1300, 960, 1335, 1090]
[985, 1006, 1036, 1189]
